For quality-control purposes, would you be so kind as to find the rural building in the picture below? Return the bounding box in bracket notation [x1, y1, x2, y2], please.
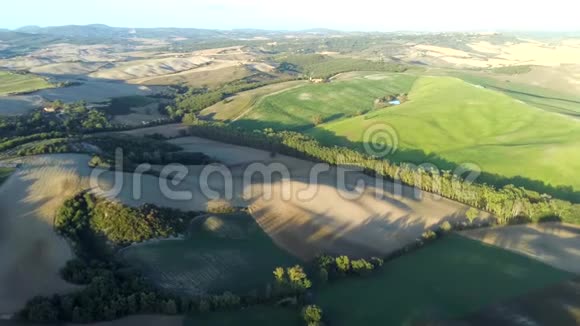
[309, 77, 326, 84]
[389, 100, 401, 105]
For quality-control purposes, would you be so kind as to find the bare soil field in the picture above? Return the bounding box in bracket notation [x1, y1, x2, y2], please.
[405, 39, 580, 68]
[0, 135, 491, 311]
[90, 56, 214, 80]
[462, 223, 580, 273]
[497, 64, 580, 95]
[0, 155, 89, 314]
[167, 136, 491, 260]
[29, 62, 107, 75]
[131, 65, 251, 88]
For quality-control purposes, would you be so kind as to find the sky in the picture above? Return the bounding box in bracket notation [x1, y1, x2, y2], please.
[0, 0, 578, 32]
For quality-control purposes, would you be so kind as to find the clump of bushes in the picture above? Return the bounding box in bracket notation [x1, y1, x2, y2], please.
[316, 254, 383, 282]
[302, 305, 324, 326]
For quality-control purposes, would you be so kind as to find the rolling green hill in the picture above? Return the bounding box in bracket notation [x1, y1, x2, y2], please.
[233, 73, 416, 130]
[311, 76, 580, 191]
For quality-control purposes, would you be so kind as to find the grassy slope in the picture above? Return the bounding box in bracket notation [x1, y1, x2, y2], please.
[454, 276, 580, 326]
[312, 76, 580, 190]
[233, 73, 416, 130]
[0, 71, 53, 96]
[120, 213, 300, 295]
[184, 306, 302, 326]
[451, 72, 580, 117]
[316, 234, 573, 326]
[199, 80, 306, 121]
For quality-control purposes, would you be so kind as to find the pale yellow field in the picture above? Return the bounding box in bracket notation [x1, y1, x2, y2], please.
[0, 155, 88, 314]
[131, 65, 251, 87]
[462, 223, 580, 273]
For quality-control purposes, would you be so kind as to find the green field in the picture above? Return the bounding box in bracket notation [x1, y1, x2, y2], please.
[184, 306, 302, 326]
[233, 73, 416, 130]
[0, 71, 53, 96]
[309, 75, 580, 192]
[120, 213, 300, 296]
[315, 235, 573, 326]
[199, 80, 306, 121]
[454, 276, 580, 326]
[0, 167, 14, 185]
[451, 72, 580, 117]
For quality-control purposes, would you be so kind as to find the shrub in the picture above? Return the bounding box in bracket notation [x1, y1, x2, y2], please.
[439, 221, 453, 233]
[466, 207, 479, 224]
[302, 305, 323, 326]
[351, 259, 374, 275]
[335, 256, 350, 273]
[370, 257, 384, 268]
[422, 230, 437, 241]
[287, 265, 312, 290]
[312, 115, 323, 126]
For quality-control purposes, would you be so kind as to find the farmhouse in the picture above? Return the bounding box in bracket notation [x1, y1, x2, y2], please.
[309, 77, 327, 84]
[43, 106, 58, 113]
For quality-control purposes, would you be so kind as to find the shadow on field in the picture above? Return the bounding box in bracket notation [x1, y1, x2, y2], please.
[463, 223, 580, 274]
[244, 174, 476, 260]
[304, 127, 580, 203]
[428, 276, 580, 326]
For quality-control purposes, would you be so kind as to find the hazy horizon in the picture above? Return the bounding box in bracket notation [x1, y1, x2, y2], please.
[1, 0, 578, 32]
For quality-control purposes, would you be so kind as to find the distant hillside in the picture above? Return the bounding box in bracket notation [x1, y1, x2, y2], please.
[12, 24, 289, 40]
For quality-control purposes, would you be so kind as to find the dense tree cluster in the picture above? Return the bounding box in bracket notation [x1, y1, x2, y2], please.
[0, 101, 112, 138]
[21, 259, 245, 323]
[186, 121, 580, 225]
[55, 193, 200, 251]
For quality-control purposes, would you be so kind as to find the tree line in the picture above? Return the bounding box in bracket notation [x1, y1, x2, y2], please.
[185, 121, 580, 225]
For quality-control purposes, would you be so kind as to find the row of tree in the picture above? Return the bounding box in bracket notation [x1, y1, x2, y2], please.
[185, 121, 580, 225]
